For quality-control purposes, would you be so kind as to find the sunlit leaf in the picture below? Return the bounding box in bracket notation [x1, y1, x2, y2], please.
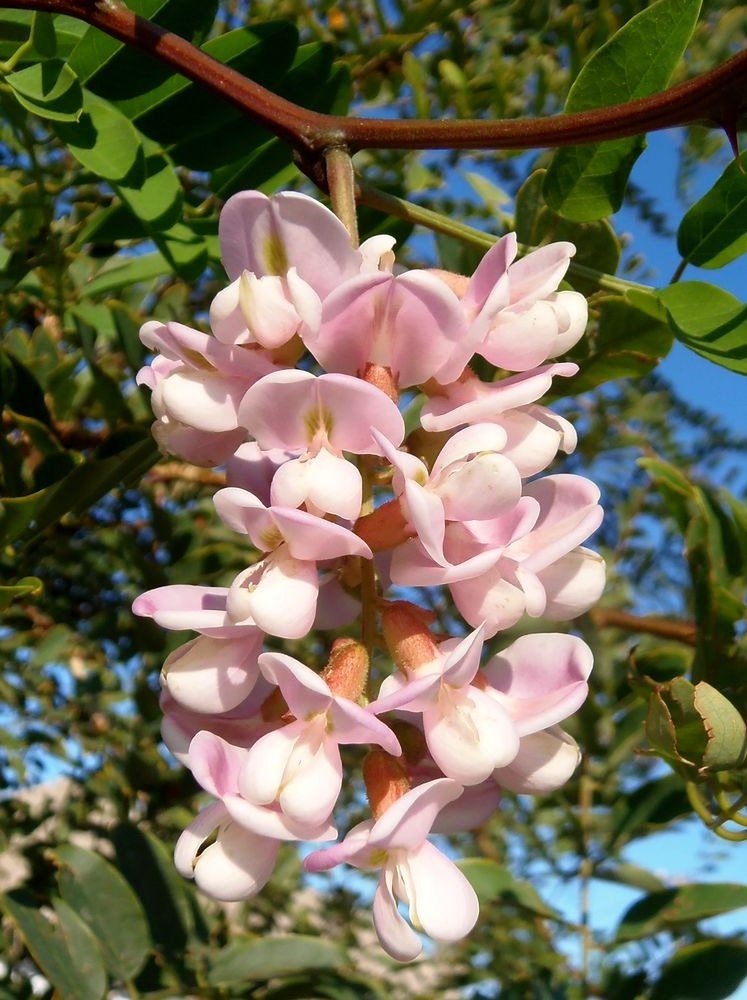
[6, 59, 82, 122]
[677, 152, 747, 268]
[543, 0, 702, 220]
[207, 936, 348, 986]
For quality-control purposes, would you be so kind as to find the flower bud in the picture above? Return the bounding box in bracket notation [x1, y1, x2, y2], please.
[381, 601, 439, 675]
[322, 638, 369, 703]
[361, 362, 398, 403]
[355, 498, 412, 552]
[363, 750, 410, 820]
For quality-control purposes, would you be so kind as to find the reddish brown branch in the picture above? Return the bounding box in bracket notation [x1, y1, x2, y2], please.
[1, 0, 745, 172]
[590, 608, 697, 646]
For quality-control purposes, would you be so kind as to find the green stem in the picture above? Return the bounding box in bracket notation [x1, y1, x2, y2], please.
[0, 35, 33, 74]
[325, 146, 359, 246]
[356, 179, 653, 296]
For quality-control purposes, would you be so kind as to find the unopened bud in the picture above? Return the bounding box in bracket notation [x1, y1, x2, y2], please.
[361, 362, 398, 404]
[355, 498, 412, 551]
[381, 601, 439, 675]
[322, 638, 369, 703]
[426, 268, 469, 298]
[363, 750, 410, 820]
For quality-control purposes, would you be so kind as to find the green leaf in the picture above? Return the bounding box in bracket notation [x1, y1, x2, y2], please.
[5, 59, 82, 122]
[1, 890, 107, 1000]
[650, 940, 747, 1000]
[458, 859, 562, 920]
[0, 13, 86, 61]
[0, 434, 158, 545]
[134, 23, 299, 159]
[110, 824, 197, 960]
[69, 0, 218, 86]
[30, 12, 57, 58]
[677, 152, 747, 268]
[80, 252, 175, 298]
[558, 295, 673, 394]
[543, 0, 702, 220]
[515, 169, 621, 291]
[607, 774, 691, 850]
[53, 843, 151, 982]
[659, 281, 747, 374]
[113, 138, 183, 230]
[0, 576, 43, 610]
[207, 936, 348, 986]
[53, 88, 142, 181]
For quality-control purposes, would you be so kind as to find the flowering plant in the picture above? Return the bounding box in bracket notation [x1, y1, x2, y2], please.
[134, 189, 604, 961]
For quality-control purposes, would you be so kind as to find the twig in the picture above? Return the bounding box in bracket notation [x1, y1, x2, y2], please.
[1, 0, 744, 183]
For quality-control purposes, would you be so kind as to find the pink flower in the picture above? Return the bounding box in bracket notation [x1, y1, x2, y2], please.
[237, 651, 401, 827]
[239, 370, 405, 519]
[369, 626, 520, 785]
[460, 234, 588, 370]
[305, 779, 479, 961]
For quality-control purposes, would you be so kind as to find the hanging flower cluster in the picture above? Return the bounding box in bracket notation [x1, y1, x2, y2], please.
[133, 191, 605, 962]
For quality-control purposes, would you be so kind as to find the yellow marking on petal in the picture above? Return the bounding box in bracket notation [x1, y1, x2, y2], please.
[182, 348, 215, 370]
[259, 525, 284, 551]
[303, 405, 334, 442]
[263, 233, 288, 275]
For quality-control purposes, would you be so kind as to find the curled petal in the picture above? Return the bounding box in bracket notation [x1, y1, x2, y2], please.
[493, 726, 581, 793]
[193, 821, 279, 901]
[398, 840, 480, 944]
[424, 685, 519, 785]
[161, 633, 263, 714]
[373, 867, 423, 962]
[369, 777, 464, 850]
[227, 550, 318, 639]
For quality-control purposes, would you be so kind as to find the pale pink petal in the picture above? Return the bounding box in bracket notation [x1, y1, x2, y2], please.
[373, 867, 423, 962]
[429, 423, 508, 477]
[401, 480, 447, 565]
[367, 672, 440, 716]
[368, 777, 464, 849]
[239, 369, 316, 449]
[258, 650, 332, 717]
[318, 374, 405, 453]
[439, 453, 522, 522]
[224, 793, 336, 842]
[399, 841, 479, 943]
[188, 731, 246, 798]
[209, 278, 252, 345]
[547, 290, 588, 355]
[133, 585, 244, 635]
[423, 686, 519, 784]
[493, 726, 581, 793]
[272, 506, 371, 560]
[238, 723, 303, 806]
[430, 781, 502, 833]
[174, 801, 227, 878]
[270, 448, 363, 521]
[155, 370, 245, 432]
[450, 571, 527, 636]
[161, 633, 263, 714]
[227, 442, 298, 503]
[329, 699, 402, 756]
[477, 300, 564, 371]
[304, 819, 376, 873]
[498, 405, 577, 477]
[219, 190, 359, 294]
[226, 550, 318, 639]
[440, 625, 486, 688]
[461, 233, 516, 317]
[238, 271, 303, 349]
[192, 821, 280, 901]
[279, 730, 342, 826]
[420, 363, 578, 432]
[508, 241, 575, 303]
[540, 547, 606, 619]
